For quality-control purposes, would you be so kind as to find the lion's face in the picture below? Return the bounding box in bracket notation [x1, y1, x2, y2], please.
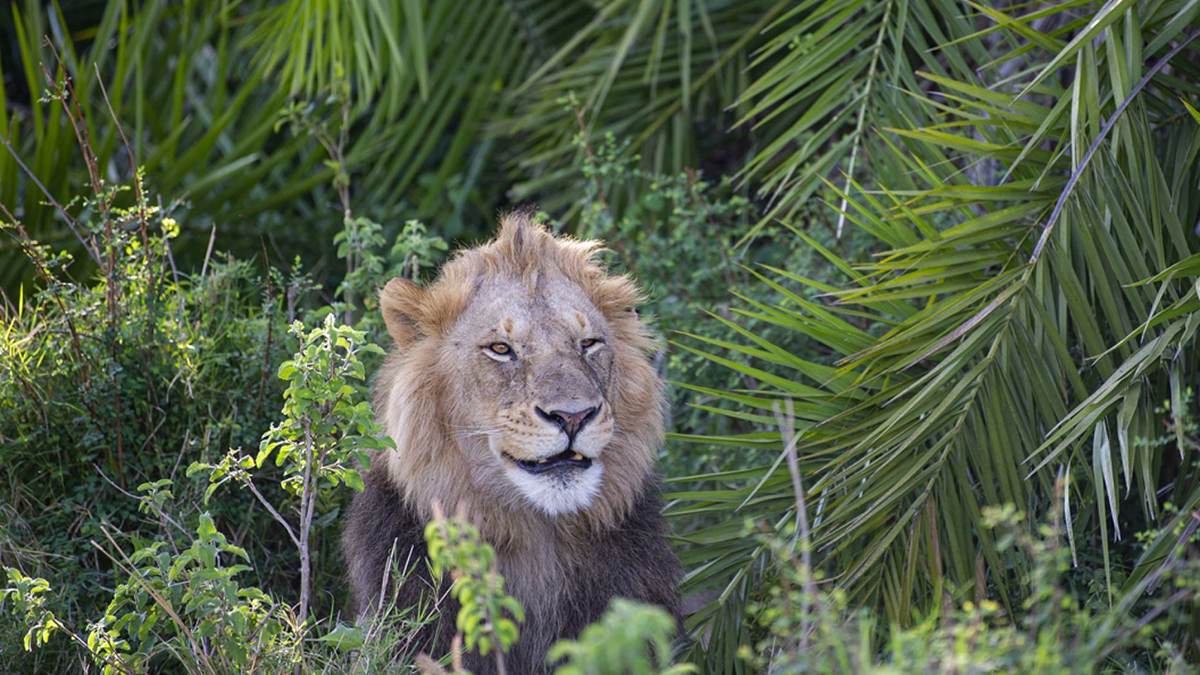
[445, 275, 618, 515]
[375, 214, 663, 530]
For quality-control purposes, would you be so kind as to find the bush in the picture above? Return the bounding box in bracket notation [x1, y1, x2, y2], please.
[189, 315, 393, 628]
[0, 179, 304, 669]
[547, 599, 692, 675]
[738, 491, 1200, 674]
[2, 262, 427, 672]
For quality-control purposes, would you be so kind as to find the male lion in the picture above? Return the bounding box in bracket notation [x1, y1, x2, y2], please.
[341, 213, 681, 673]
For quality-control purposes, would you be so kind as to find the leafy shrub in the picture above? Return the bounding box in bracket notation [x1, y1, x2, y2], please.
[418, 505, 525, 674]
[547, 599, 693, 675]
[189, 315, 393, 627]
[2, 567, 69, 654]
[0, 174, 306, 669]
[87, 510, 293, 674]
[3, 301, 418, 672]
[739, 493, 1200, 674]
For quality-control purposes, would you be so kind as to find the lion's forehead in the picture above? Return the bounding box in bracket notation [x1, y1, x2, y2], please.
[457, 274, 607, 343]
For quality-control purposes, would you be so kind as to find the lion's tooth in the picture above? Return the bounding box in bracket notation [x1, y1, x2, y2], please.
[572, 452, 583, 460]
[537, 458, 547, 464]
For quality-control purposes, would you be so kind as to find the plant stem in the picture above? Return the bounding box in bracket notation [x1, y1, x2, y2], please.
[298, 419, 315, 628]
[494, 647, 507, 675]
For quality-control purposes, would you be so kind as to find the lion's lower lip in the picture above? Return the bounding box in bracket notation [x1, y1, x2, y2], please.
[504, 449, 592, 474]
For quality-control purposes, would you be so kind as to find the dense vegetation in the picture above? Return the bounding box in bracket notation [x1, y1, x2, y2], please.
[2, 1, 1199, 672]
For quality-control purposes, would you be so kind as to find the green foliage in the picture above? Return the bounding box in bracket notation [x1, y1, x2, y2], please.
[502, 0, 992, 235]
[0, 0, 529, 288]
[190, 313, 393, 630]
[547, 599, 693, 675]
[244, 0, 431, 108]
[424, 507, 525, 663]
[5, 2, 1200, 673]
[549, 120, 870, 475]
[738, 499, 1200, 674]
[3, 507, 297, 674]
[87, 510, 292, 674]
[671, 6, 1200, 670]
[254, 316, 390, 496]
[386, 219, 450, 284]
[554, 126, 751, 447]
[2, 568, 67, 653]
[332, 216, 448, 339]
[0, 229, 426, 672]
[0, 156, 306, 673]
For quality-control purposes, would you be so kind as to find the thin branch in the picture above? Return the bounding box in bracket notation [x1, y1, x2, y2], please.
[94, 63, 147, 228]
[94, 465, 188, 539]
[244, 478, 301, 550]
[572, 103, 631, 263]
[200, 224, 217, 279]
[0, 133, 102, 266]
[772, 399, 820, 650]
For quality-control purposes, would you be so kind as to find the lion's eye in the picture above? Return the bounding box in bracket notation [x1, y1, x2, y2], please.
[581, 338, 600, 351]
[487, 342, 512, 356]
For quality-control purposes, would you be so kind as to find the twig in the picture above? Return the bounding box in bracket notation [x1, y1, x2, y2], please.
[170, 429, 191, 484]
[257, 234, 276, 410]
[39, 45, 103, 209]
[297, 418, 318, 628]
[572, 103, 631, 262]
[243, 478, 301, 550]
[574, 105, 608, 210]
[94, 63, 146, 225]
[0, 134, 101, 266]
[94, 464, 188, 540]
[377, 542, 401, 615]
[771, 399, 820, 649]
[200, 224, 217, 279]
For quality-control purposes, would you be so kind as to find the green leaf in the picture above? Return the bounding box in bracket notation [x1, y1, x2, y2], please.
[317, 623, 365, 650]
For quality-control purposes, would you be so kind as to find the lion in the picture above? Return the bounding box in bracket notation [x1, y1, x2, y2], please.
[341, 213, 681, 673]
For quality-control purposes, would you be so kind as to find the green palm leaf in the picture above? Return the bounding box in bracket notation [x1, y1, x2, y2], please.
[672, 7, 1200, 669]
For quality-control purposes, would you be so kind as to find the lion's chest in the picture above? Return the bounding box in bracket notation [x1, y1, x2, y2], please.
[489, 536, 587, 669]
[495, 538, 572, 616]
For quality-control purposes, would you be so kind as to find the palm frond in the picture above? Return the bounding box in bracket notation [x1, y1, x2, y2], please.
[673, 7, 1200, 668]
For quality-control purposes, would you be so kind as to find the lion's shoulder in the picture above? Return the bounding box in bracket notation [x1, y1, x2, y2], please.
[341, 467, 430, 618]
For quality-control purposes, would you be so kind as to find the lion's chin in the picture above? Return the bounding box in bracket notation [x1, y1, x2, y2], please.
[501, 460, 604, 516]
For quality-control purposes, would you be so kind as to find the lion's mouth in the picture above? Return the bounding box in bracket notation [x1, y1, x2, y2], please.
[504, 449, 593, 475]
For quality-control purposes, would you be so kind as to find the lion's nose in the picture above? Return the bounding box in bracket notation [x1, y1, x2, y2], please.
[536, 405, 600, 442]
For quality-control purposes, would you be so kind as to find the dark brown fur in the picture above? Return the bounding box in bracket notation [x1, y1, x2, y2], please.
[342, 468, 682, 674]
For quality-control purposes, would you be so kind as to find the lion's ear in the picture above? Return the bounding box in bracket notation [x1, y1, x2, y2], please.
[381, 277, 428, 348]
